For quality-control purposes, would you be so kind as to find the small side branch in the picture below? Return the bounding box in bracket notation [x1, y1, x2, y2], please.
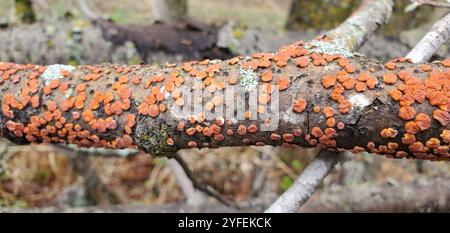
[406, 0, 450, 12]
[325, 0, 394, 52]
[173, 154, 240, 208]
[265, 151, 343, 213]
[54, 144, 140, 158]
[406, 12, 450, 63]
[165, 157, 207, 206]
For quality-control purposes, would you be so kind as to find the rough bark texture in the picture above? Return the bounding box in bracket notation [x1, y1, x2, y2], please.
[325, 0, 393, 52]
[265, 150, 341, 213]
[285, 0, 360, 31]
[407, 13, 450, 63]
[0, 41, 449, 160]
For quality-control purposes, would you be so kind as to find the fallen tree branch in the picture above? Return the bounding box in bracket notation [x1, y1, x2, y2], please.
[1, 42, 448, 159]
[324, 0, 394, 52]
[406, 0, 450, 12]
[3, 2, 449, 161]
[54, 144, 139, 157]
[165, 156, 208, 206]
[173, 154, 240, 208]
[265, 150, 343, 213]
[406, 12, 450, 63]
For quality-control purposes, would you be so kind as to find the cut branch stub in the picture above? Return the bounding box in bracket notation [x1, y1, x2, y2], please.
[0, 41, 449, 160]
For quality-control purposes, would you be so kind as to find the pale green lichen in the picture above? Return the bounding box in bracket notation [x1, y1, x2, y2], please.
[40, 64, 75, 85]
[307, 40, 355, 57]
[137, 123, 174, 156]
[238, 66, 258, 92]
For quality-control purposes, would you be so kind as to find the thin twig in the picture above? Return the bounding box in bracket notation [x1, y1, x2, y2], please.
[265, 150, 343, 213]
[407, 0, 450, 12]
[173, 153, 241, 209]
[165, 157, 207, 206]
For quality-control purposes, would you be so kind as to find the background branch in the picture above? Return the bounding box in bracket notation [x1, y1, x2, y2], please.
[406, 12, 450, 63]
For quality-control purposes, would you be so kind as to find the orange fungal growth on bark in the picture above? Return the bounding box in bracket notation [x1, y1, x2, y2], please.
[271, 133, 281, 141]
[342, 77, 356, 90]
[414, 113, 431, 131]
[405, 121, 420, 135]
[422, 64, 431, 72]
[401, 133, 416, 145]
[326, 118, 336, 127]
[355, 82, 366, 92]
[248, 124, 258, 133]
[440, 130, 450, 143]
[380, 128, 398, 138]
[237, 125, 247, 136]
[433, 109, 449, 126]
[388, 89, 402, 101]
[258, 93, 270, 105]
[441, 58, 450, 67]
[148, 104, 160, 118]
[295, 57, 309, 68]
[398, 106, 416, 120]
[385, 62, 396, 70]
[338, 100, 352, 114]
[383, 73, 397, 85]
[311, 127, 323, 138]
[187, 141, 197, 148]
[313, 106, 321, 113]
[321, 75, 336, 89]
[323, 107, 335, 118]
[366, 76, 378, 89]
[278, 76, 290, 91]
[426, 138, 440, 149]
[409, 142, 425, 153]
[261, 70, 273, 82]
[244, 111, 251, 119]
[293, 99, 307, 113]
[282, 133, 294, 143]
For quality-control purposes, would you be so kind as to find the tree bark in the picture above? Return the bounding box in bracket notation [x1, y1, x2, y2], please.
[0, 41, 448, 160]
[0, 0, 448, 162]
